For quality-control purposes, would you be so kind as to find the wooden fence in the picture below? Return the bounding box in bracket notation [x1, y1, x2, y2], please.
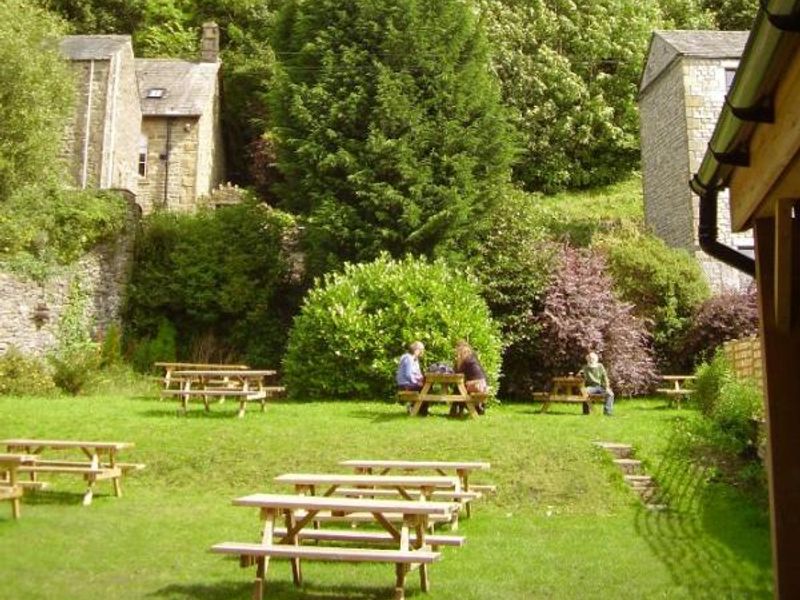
[722, 335, 763, 390]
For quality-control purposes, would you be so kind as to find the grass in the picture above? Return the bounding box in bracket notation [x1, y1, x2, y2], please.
[0, 394, 772, 599]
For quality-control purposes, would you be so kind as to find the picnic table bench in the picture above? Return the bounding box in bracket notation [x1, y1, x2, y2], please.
[340, 459, 494, 517]
[161, 369, 284, 417]
[656, 375, 696, 408]
[1, 439, 144, 506]
[211, 493, 460, 600]
[0, 453, 38, 519]
[401, 373, 487, 418]
[535, 376, 605, 414]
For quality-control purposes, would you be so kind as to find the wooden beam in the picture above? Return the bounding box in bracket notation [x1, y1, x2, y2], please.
[774, 200, 797, 333]
[729, 50, 800, 231]
[753, 217, 800, 598]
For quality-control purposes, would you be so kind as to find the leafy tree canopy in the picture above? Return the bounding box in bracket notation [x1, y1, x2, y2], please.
[268, 0, 517, 277]
[0, 0, 74, 201]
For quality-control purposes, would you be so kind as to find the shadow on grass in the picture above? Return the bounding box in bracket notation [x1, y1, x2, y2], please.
[138, 408, 257, 420]
[633, 425, 772, 597]
[150, 580, 404, 599]
[22, 489, 100, 506]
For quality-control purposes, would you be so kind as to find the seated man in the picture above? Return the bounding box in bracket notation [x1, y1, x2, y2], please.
[396, 341, 427, 415]
[579, 351, 614, 416]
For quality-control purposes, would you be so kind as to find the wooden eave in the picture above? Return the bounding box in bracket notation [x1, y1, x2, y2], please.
[729, 48, 800, 231]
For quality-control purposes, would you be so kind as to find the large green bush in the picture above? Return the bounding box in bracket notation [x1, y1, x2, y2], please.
[283, 255, 502, 399]
[595, 230, 710, 370]
[124, 200, 301, 368]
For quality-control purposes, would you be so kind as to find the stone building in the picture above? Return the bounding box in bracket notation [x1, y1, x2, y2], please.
[639, 30, 753, 291]
[59, 35, 142, 195]
[58, 23, 225, 213]
[135, 24, 225, 212]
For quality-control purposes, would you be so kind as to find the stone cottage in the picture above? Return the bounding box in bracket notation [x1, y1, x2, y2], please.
[639, 30, 753, 291]
[135, 23, 225, 212]
[59, 23, 225, 213]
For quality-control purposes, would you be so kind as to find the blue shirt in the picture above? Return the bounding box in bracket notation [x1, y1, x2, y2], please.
[396, 353, 422, 387]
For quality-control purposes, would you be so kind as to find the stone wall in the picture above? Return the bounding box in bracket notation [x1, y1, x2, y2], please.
[640, 57, 693, 250]
[0, 193, 138, 357]
[61, 59, 111, 189]
[640, 55, 754, 292]
[195, 75, 225, 199]
[138, 116, 199, 212]
[105, 44, 142, 193]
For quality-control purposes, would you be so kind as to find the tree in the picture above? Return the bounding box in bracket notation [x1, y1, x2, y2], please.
[268, 0, 516, 277]
[703, 0, 759, 30]
[0, 0, 75, 201]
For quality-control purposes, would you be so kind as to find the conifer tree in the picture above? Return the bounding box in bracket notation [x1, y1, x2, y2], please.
[268, 0, 516, 276]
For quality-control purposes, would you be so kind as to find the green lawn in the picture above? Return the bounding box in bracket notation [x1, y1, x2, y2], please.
[0, 395, 772, 599]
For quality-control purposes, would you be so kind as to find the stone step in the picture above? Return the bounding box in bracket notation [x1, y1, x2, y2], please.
[593, 441, 634, 459]
[624, 475, 653, 485]
[613, 458, 642, 475]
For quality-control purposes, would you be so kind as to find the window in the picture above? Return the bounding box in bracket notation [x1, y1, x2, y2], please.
[138, 135, 148, 177]
[146, 88, 165, 99]
[725, 68, 736, 91]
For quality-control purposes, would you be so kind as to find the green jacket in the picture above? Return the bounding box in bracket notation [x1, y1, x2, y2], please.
[580, 363, 609, 389]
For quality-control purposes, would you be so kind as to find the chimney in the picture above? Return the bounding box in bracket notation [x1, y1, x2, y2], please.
[200, 22, 219, 63]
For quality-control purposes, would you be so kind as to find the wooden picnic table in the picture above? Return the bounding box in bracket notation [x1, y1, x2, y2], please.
[0, 453, 38, 519]
[1, 439, 142, 506]
[161, 369, 282, 417]
[211, 493, 460, 600]
[536, 376, 605, 414]
[154, 362, 249, 390]
[405, 373, 484, 418]
[657, 375, 696, 408]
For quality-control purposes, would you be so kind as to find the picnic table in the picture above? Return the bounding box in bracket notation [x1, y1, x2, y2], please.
[161, 369, 283, 417]
[401, 373, 485, 418]
[0, 453, 37, 519]
[154, 362, 249, 390]
[211, 493, 460, 600]
[340, 459, 494, 517]
[1, 439, 143, 506]
[535, 376, 605, 414]
[657, 375, 696, 408]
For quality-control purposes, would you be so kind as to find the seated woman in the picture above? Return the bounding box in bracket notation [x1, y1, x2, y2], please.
[396, 341, 427, 415]
[452, 341, 488, 416]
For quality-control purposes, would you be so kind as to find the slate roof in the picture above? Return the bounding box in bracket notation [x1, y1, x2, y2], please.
[60, 35, 131, 60]
[135, 59, 220, 117]
[656, 30, 750, 57]
[640, 30, 749, 95]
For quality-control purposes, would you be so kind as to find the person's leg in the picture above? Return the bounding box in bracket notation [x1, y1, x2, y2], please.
[585, 386, 602, 414]
[604, 388, 615, 415]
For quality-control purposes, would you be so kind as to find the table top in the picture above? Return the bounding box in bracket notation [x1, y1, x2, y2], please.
[660, 375, 697, 381]
[2, 439, 133, 451]
[233, 493, 459, 516]
[171, 369, 276, 377]
[423, 373, 464, 384]
[155, 362, 249, 369]
[341, 459, 490, 471]
[0, 453, 38, 465]
[274, 473, 460, 488]
[552, 376, 584, 384]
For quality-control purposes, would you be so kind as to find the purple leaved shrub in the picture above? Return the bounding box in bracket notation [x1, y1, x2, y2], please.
[531, 245, 657, 395]
[681, 286, 759, 367]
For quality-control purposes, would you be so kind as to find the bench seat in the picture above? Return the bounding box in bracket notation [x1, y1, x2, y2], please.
[271, 527, 465, 547]
[655, 388, 694, 395]
[160, 389, 267, 398]
[212, 541, 441, 564]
